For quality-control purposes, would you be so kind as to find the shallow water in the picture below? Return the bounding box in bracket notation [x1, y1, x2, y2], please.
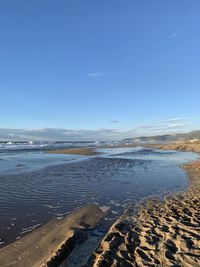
[0, 147, 199, 247]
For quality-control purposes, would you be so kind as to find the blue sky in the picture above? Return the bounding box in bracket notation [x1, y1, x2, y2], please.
[0, 1, 200, 140]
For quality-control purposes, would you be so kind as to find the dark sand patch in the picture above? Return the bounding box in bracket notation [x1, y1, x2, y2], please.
[0, 205, 104, 267]
[47, 148, 101, 156]
[47, 143, 141, 156]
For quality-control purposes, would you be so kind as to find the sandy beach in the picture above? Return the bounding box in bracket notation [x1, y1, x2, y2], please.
[46, 143, 200, 266]
[1, 142, 200, 267]
[1, 0, 200, 265]
[144, 141, 200, 153]
[87, 147, 200, 267]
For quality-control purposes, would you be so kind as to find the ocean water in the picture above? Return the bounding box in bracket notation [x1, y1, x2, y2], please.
[0, 146, 199, 247]
[0, 140, 111, 153]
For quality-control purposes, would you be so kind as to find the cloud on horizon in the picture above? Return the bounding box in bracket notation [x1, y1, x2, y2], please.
[0, 119, 194, 142]
[133, 118, 189, 135]
[165, 117, 187, 123]
[0, 128, 123, 141]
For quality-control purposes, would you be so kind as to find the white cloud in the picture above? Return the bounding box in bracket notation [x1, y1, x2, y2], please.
[166, 117, 187, 123]
[168, 123, 186, 128]
[87, 72, 103, 77]
[133, 118, 189, 134]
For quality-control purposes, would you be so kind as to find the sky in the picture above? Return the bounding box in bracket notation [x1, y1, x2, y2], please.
[0, 1, 200, 140]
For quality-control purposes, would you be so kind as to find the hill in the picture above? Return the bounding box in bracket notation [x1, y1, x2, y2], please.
[122, 130, 200, 143]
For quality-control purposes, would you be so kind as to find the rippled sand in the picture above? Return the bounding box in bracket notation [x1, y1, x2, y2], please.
[89, 161, 200, 267]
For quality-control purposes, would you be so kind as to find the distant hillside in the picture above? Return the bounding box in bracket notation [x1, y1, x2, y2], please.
[122, 130, 200, 143]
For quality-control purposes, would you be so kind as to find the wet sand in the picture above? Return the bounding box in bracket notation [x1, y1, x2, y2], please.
[88, 152, 200, 266]
[46, 142, 200, 266]
[0, 205, 104, 267]
[47, 144, 139, 156]
[47, 141, 200, 156]
[47, 147, 101, 155]
[47, 142, 200, 266]
[1, 142, 200, 266]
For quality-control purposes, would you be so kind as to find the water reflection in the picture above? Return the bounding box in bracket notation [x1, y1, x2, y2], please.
[0, 147, 199, 246]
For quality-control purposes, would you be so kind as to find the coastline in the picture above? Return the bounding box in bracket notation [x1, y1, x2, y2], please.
[46, 144, 138, 156]
[88, 152, 200, 266]
[1, 143, 200, 266]
[46, 141, 200, 156]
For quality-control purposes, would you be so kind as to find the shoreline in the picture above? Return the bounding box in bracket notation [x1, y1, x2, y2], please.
[1, 143, 200, 266]
[88, 158, 200, 266]
[46, 141, 200, 156]
[0, 205, 105, 267]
